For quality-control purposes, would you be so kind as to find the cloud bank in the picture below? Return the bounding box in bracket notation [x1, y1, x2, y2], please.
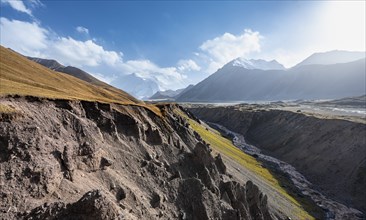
[0, 17, 188, 90]
[2, 16, 259, 92]
[175, 29, 263, 75]
[199, 29, 262, 72]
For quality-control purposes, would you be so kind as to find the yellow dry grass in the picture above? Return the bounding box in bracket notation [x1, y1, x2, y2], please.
[0, 46, 161, 115]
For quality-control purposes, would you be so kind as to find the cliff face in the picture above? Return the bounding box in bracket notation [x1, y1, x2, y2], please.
[189, 106, 366, 213]
[0, 96, 274, 220]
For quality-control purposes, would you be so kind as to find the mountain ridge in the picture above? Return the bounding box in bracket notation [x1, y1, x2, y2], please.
[27, 56, 119, 89]
[295, 50, 365, 67]
[177, 57, 366, 102]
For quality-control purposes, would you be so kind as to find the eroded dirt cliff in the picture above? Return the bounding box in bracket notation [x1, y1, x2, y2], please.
[0, 96, 276, 220]
[189, 105, 366, 214]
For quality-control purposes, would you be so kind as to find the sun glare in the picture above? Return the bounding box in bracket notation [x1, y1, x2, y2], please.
[317, 1, 365, 51]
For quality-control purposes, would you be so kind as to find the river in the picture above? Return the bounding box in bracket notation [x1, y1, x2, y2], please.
[208, 122, 364, 220]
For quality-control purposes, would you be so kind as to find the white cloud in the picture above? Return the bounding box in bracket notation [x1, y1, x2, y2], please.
[76, 26, 89, 35]
[0, 18, 122, 67]
[0, 17, 48, 56]
[199, 29, 262, 73]
[0, 18, 120, 68]
[1, 0, 32, 16]
[50, 37, 122, 67]
[177, 59, 201, 72]
[28, 0, 44, 7]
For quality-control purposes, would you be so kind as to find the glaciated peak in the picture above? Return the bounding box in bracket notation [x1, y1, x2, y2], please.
[232, 57, 285, 70]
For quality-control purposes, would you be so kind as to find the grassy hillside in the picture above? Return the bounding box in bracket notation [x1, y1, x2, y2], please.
[176, 109, 316, 220]
[0, 46, 160, 114]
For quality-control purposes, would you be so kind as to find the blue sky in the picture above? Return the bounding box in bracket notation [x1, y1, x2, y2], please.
[1, 0, 365, 90]
[1, 1, 297, 63]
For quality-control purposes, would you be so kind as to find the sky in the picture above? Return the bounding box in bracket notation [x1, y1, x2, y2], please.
[1, 0, 365, 91]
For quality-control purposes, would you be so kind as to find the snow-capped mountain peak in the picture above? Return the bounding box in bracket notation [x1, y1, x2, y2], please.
[232, 58, 285, 70]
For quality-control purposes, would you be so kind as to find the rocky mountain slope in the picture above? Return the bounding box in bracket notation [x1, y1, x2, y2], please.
[0, 96, 275, 220]
[177, 55, 365, 102]
[188, 105, 366, 214]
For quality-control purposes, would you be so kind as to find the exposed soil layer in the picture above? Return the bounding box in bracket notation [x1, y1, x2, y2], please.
[0, 96, 276, 220]
[188, 105, 366, 214]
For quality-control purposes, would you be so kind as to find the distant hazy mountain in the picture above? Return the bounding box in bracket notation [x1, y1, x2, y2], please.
[149, 84, 194, 100]
[150, 89, 184, 100]
[110, 73, 159, 99]
[27, 57, 108, 87]
[232, 58, 285, 70]
[177, 57, 366, 102]
[174, 84, 194, 99]
[296, 50, 365, 67]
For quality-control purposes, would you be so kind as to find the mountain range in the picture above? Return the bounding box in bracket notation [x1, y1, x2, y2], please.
[26, 50, 366, 102]
[177, 51, 366, 102]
